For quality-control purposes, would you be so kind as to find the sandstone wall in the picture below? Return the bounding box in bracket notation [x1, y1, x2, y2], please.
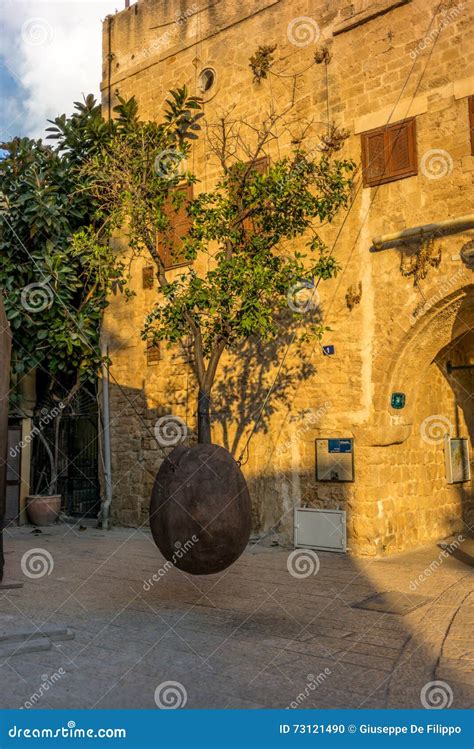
[101, 0, 474, 554]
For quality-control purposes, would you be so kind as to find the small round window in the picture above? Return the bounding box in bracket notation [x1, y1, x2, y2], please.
[198, 68, 216, 93]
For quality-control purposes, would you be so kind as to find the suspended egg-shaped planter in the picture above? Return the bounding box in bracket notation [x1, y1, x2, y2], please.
[150, 444, 252, 575]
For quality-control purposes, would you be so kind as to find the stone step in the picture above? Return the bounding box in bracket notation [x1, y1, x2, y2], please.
[0, 581, 24, 590]
[0, 637, 52, 659]
[0, 626, 74, 644]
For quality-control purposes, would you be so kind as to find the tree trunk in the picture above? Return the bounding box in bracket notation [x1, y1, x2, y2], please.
[197, 389, 211, 444]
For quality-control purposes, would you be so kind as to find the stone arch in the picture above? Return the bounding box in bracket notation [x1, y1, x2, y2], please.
[369, 283, 474, 443]
[352, 283, 474, 555]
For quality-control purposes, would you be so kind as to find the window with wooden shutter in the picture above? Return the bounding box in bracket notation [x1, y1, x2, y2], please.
[242, 155, 269, 234]
[142, 265, 154, 289]
[158, 184, 193, 269]
[469, 96, 474, 156]
[250, 156, 269, 175]
[146, 341, 160, 366]
[361, 118, 417, 187]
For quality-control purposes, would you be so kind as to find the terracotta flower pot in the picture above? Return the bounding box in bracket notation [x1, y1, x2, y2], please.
[26, 495, 61, 526]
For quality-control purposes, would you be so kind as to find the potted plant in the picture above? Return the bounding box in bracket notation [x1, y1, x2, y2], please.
[23, 378, 82, 526]
[25, 398, 66, 526]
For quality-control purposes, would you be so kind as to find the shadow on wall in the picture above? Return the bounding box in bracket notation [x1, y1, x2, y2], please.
[103, 308, 325, 528]
[105, 372, 348, 537]
[211, 326, 318, 459]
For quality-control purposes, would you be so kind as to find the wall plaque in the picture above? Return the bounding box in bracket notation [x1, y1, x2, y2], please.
[391, 392, 406, 409]
[445, 437, 471, 484]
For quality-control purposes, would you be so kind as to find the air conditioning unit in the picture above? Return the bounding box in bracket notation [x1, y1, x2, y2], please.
[294, 508, 347, 552]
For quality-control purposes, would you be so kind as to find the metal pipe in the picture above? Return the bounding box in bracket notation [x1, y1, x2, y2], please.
[372, 213, 474, 250]
[447, 361, 474, 374]
[100, 344, 113, 530]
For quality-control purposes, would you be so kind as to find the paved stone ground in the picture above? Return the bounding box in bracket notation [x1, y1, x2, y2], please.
[0, 525, 473, 710]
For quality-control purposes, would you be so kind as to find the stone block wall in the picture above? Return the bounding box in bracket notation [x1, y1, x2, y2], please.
[101, 0, 474, 554]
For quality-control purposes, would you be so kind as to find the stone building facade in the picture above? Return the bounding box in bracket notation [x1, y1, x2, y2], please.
[100, 0, 474, 555]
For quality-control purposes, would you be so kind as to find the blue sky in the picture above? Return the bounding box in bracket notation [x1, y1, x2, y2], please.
[0, 0, 119, 142]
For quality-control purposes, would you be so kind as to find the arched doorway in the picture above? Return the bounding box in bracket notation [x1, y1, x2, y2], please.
[353, 285, 474, 554]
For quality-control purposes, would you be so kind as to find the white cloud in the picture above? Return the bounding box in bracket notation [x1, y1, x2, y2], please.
[0, 0, 120, 139]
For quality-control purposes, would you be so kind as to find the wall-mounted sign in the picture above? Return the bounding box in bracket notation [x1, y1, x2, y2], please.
[391, 392, 406, 409]
[445, 437, 471, 484]
[322, 345, 335, 356]
[316, 438, 354, 482]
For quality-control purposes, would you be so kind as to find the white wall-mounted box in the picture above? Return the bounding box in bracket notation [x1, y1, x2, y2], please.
[294, 508, 347, 553]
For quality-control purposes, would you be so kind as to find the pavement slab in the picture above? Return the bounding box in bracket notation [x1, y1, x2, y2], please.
[0, 525, 472, 709]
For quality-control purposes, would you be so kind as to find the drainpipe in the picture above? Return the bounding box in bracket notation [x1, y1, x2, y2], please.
[372, 213, 474, 250]
[100, 343, 113, 530]
[107, 17, 113, 122]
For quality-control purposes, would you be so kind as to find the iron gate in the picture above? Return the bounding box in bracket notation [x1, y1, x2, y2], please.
[31, 386, 100, 518]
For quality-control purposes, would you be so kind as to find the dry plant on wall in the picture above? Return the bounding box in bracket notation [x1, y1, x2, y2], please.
[346, 282, 362, 311]
[400, 233, 442, 288]
[249, 45, 277, 84]
[314, 44, 331, 65]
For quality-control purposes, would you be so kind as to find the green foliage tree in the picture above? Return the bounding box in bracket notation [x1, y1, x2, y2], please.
[0, 126, 123, 491]
[0, 89, 205, 490]
[84, 100, 355, 443]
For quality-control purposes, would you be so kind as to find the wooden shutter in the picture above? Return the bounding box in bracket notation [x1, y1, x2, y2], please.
[158, 185, 193, 269]
[362, 131, 386, 187]
[469, 96, 474, 156]
[146, 341, 160, 365]
[387, 118, 417, 179]
[142, 266, 154, 289]
[243, 156, 269, 233]
[251, 156, 269, 175]
[361, 118, 417, 187]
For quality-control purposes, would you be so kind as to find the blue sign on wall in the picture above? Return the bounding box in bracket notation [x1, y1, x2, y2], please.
[322, 345, 335, 356]
[328, 439, 353, 454]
